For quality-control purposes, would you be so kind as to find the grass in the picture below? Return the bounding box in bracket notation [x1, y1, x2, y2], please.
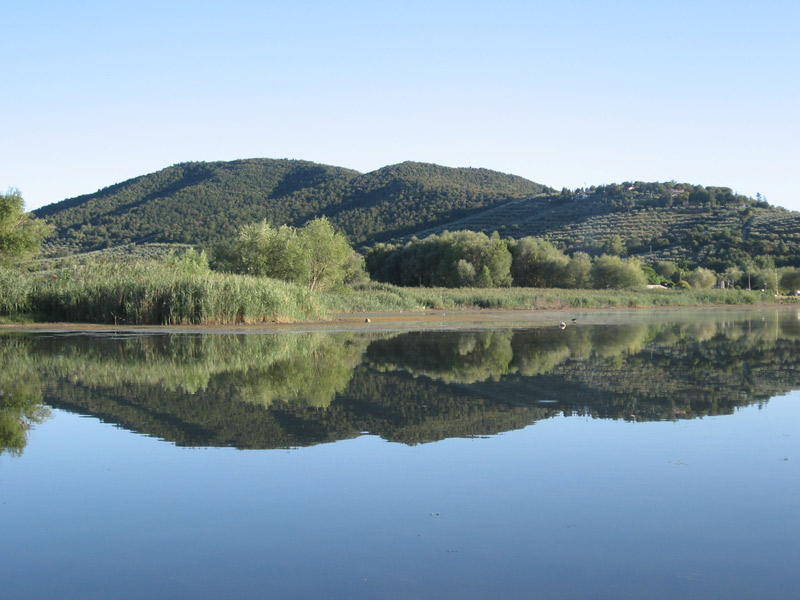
[1, 263, 791, 326]
[320, 282, 773, 313]
[4, 262, 323, 325]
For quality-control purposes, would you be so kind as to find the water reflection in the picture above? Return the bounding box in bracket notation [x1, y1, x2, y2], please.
[0, 337, 50, 457]
[3, 309, 800, 452]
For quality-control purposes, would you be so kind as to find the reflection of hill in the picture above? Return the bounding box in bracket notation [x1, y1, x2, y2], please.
[471, 316, 800, 421]
[340, 367, 552, 444]
[4, 310, 800, 450]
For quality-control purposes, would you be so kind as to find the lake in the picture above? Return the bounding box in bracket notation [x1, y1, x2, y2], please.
[1, 308, 798, 599]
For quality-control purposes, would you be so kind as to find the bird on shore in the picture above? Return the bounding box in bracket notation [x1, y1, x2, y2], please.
[559, 322, 567, 329]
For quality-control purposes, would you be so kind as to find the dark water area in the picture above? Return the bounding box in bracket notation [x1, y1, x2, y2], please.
[1, 308, 799, 598]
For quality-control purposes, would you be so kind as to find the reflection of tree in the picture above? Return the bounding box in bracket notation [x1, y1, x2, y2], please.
[5, 309, 800, 450]
[367, 330, 514, 383]
[367, 325, 653, 383]
[0, 339, 50, 457]
[26, 332, 371, 406]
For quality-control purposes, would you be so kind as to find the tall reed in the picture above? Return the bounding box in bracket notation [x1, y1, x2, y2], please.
[30, 261, 323, 324]
[0, 268, 33, 315]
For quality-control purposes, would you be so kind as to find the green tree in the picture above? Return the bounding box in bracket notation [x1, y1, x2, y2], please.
[165, 247, 210, 275]
[214, 220, 304, 280]
[591, 255, 647, 289]
[685, 267, 717, 289]
[655, 261, 678, 280]
[602, 234, 624, 257]
[214, 217, 357, 291]
[641, 264, 661, 285]
[723, 265, 743, 289]
[779, 269, 800, 294]
[297, 217, 355, 292]
[0, 189, 53, 266]
[564, 252, 592, 288]
[510, 237, 569, 287]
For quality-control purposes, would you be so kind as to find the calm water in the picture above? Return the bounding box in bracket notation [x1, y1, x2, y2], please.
[1, 309, 799, 599]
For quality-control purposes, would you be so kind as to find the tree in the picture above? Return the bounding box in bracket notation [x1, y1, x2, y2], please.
[641, 264, 661, 285]
[213, 217, 357, 291]
[0, 189, 53, 266]
[685, 267, 717, 289]
[510, 237, 569, 287]
[602, 234, 624, 257]
[297, 217, 355, 292]
[213, 220, 304, 280]
[723, 265, 743, 289]
[779, 269, 800, 294]
[591, 255, 647, 289]
[654, 261, 677, 280]
[564, 252, 592, 288]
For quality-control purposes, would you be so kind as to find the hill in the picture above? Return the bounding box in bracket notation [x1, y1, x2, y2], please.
[409, 181, 800, 270]
[33, 159, 800, 271]
[35, 159, 550, 254]
[36, 159, 361, 252]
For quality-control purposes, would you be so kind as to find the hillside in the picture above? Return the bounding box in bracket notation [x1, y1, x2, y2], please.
[409, 181, 800, 269]
[36, 159, 361, 252]
[36, 159, 550, 253]
[33, 159, 800, 271]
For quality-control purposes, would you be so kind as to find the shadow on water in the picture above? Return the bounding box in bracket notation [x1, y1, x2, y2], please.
[3, 308, 800, 452]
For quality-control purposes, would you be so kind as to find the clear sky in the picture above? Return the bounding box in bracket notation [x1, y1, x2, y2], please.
[2, 0, 798, 212]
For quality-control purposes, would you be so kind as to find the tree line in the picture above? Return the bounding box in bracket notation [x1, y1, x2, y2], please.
[7, 186, 800, 295]
[366, 231, 648, 289]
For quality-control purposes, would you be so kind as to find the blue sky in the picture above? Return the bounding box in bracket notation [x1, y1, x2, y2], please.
[2, 0, 798, 212]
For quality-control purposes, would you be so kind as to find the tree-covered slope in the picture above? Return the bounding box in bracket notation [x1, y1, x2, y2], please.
[411, 181, 800, 269]
[34, 160, 800, 271]
[36, 159, 549, 253]
[325, 161, 551, 243]
[36, 159, 361, 252]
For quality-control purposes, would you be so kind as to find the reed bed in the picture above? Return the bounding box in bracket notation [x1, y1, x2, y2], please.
[1, 263, 788, 325]
[24, 262, 323, 324]
[0, 268, 33, 315]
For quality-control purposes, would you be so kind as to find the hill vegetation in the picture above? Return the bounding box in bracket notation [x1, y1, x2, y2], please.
[411, 181, 800, 271]
[33, 159, 800, 278]
[36, 159, 549, 253]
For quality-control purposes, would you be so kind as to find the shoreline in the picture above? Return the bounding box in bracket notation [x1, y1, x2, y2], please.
[1, 304, 793, 334]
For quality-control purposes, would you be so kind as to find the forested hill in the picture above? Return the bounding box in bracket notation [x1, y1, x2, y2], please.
[408, 182, 800, 270]
[35, 159, 550, 253]
[34, 158, 800, 270]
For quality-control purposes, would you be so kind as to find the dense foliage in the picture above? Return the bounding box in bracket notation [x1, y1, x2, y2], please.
[23, 158, 800, 294]
[366, 232, 650, 290]
[0, 190, 53, 266]
[213, 217, 362, 291]
[36, 159, 548, 252]
[366, 231, 512, 288]
[411, 181, 800, 273]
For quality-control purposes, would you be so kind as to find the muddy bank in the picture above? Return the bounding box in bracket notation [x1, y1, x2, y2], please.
[0, 305, 788, 335]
